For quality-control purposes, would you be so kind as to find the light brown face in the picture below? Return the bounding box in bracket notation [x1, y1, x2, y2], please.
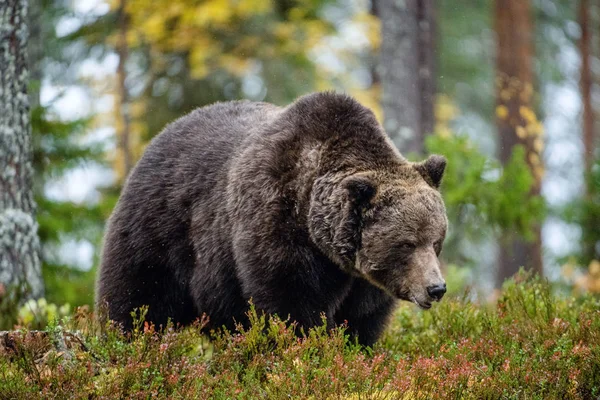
[356, 185, 448, 309]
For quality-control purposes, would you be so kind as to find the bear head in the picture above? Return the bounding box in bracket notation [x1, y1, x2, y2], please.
[309, 155, 448, 309]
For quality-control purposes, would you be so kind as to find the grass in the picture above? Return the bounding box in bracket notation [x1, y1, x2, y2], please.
[1, 274, 599, 399]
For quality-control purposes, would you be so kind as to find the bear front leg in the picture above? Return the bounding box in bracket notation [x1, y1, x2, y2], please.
[334, 278, 396, 347]
[232, 233, 353, 339]
[250, 286, 336, 335]
[236, 262, 348, 338]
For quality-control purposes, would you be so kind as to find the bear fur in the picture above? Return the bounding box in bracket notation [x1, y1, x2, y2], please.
[96, 92, 448, 346]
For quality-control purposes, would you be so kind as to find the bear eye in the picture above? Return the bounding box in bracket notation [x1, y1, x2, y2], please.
[399, 242, 416, 251]
[434, 240, 443, 255]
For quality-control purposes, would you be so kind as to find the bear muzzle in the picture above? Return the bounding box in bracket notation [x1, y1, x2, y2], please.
[427, 283, 447, 301]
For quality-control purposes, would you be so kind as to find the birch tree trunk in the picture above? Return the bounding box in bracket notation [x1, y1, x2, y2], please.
[495, 0, 543, 284]
[377, 0, 436, 155]
[0, 0, 43, 299]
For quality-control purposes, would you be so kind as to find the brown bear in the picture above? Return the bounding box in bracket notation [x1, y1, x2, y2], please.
[96, 92, 447, 346]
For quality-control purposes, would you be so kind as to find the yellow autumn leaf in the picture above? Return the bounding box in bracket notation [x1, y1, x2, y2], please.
[354, 12, 381, 49]
[125, 30, 141, 47]
[520, 82, 533, 102]
[189, 41, 214, 79]
[589, 260, 600, 276]
[351, 86, 382, 123]
[436, 94, 458, 122]
[274, 22, 295, 41]
[129, 101, 146, 122]
[305, 20, 329, 48]
[533, 138, 544, 154]
[236, 0, 271, 16]
[495, 74, 505, 88]
[288, 7, 306, 21]
[496, 105, 509, 120]
[526, 120, 544, 136]
[519, 105, 537, 124]
[219, 54, 251, 76]
[528, 152, 541, 167]
[195, 0, 232, 27]
[165, 1, 185, 18]
[589, 278, 600, 293]
[142, 14, 167, 42]
[561, 261, 576, 279]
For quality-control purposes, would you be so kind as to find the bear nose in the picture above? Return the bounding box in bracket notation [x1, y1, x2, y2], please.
[427, 284, 447, 301]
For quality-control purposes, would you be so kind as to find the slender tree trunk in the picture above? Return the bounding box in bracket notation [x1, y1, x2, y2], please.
[0, 0, 44, 299]
[495, 0, 543, 285]
[377, 0, 436, 155]
[116, 0, 132, 180]
[581, 0, 594, 177]
[27, 0, 43, 201]
[370, 0, 380, 88]
[27, 0, 40, 110]
[418, 0, 436, 138]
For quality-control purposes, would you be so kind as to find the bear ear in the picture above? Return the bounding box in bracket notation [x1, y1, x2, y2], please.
[331, 175, 376, 263]
[343, 175, 377, 205]
[415, 155, 446, 189]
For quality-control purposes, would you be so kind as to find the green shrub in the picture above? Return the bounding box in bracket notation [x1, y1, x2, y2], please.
[17, 298, 71, 330]
[1, 274, 598, 399]
[425, 134, 544, 267]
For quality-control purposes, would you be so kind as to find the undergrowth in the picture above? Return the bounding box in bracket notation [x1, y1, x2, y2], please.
[1, 274, 599, 399]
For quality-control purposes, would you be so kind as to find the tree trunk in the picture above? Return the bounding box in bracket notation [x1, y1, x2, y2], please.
[116, 0, 132, 180]
[370, 0, 380, 88]
[0, 0, 44, 299]
[495, 0, 543, 285]
[418, 0, 436, 138]
[27, 0, 40, 110]
[580, 0, 594, 177]
[377, 0, 436, 155]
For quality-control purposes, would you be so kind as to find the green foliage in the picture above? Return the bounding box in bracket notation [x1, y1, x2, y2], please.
[42, 264, 96, 309]
[562, 158, 600, 266]
[72, 0, 336, 152]
[1, 276, 599, 399]
[28, 0, 113, 311]
[0, 285, 27, 330]
[0, 280, 51, 330]
[31, 106, 99, 181]
[443, 264, 473, 297]
[31, 100, 107, 309]
[438, 0, 494, 121]
[17, 298, 71, 331]
[437, 0, 573, 130]
[426, 134, 545, 266]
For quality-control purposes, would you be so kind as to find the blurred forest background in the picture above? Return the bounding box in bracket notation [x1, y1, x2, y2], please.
[1, 0, 599, 328]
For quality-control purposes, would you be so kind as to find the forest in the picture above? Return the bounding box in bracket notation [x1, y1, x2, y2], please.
[0, 0, 599, 398]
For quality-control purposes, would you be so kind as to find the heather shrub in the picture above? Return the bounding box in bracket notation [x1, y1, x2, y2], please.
[1, 274, 599, 399]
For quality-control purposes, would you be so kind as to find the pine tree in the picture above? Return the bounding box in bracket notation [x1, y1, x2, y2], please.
[495, 0, 544, 284]
[30, 0, 107, 307]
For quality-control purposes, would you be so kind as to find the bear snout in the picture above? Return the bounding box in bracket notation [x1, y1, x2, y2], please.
[427, 283, 447, 301]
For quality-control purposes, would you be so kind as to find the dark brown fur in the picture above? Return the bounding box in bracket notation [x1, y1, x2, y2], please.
[96, 92, 447, 346]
